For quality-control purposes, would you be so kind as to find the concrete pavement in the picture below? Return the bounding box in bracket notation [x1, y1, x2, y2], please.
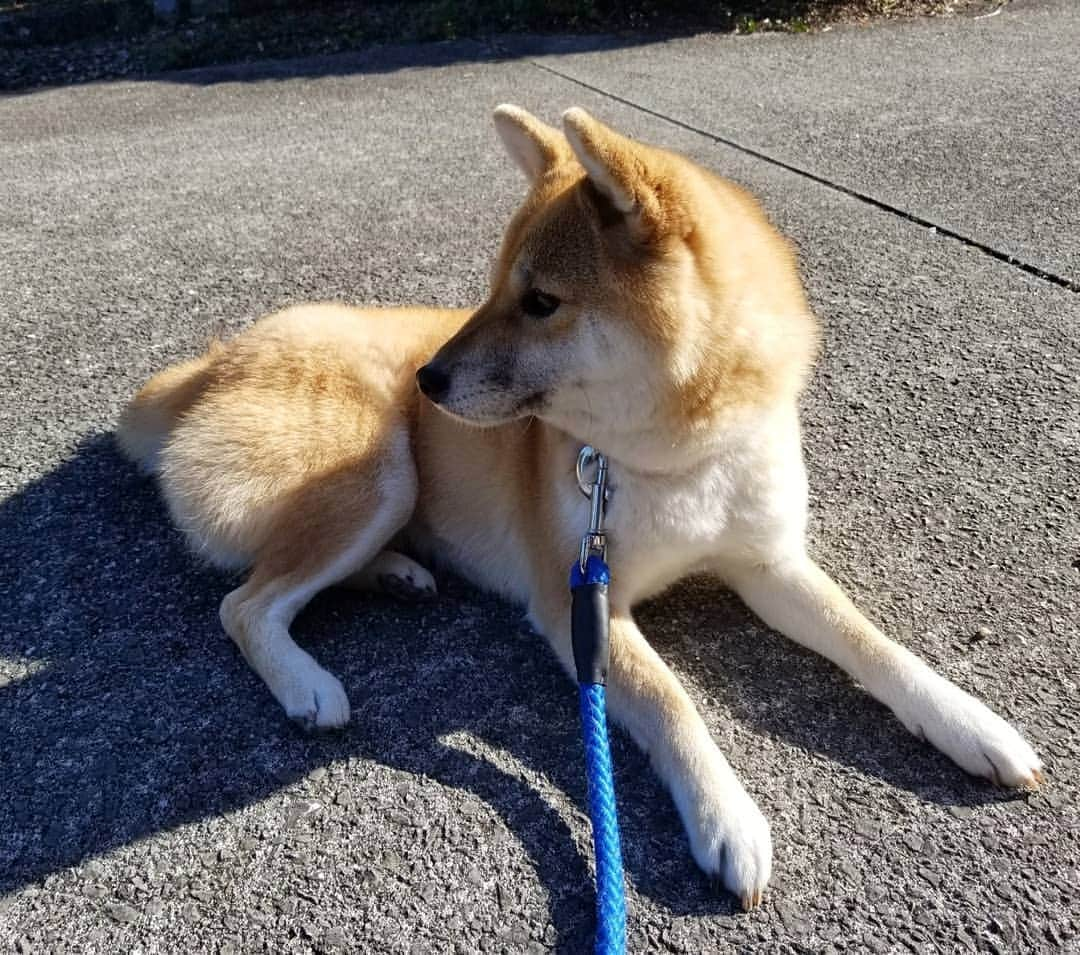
[505, 0, 1080, 286]
[1, 5, 1078, 952]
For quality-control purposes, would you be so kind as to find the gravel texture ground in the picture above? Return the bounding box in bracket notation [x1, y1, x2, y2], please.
[1, 7, 1078, 953]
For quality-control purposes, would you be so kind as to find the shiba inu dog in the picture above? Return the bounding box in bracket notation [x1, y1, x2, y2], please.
[117, 105, 1042, 908]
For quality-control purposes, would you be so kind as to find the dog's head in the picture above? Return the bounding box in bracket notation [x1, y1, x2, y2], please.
[417, 105, 814, 461]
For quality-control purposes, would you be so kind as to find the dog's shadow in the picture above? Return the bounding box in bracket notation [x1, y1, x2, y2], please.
[0, 434, 1012, 948]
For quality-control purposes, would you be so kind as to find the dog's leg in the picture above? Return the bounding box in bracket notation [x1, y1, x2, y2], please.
[724, 554, 1042, 788]
[607, 615, 773, 908]
[533, 598, 771, 908]
[339, 550, 437, 601]
[220, 436, 417, 731]
[221, 571, 354, 731]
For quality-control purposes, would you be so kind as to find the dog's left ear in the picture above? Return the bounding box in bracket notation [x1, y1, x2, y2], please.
[562, 108, 689, 244]
[493, 104, 572, 185]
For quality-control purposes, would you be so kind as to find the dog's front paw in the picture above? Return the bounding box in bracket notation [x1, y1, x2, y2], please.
[897, 671, 1042, 790]
[673, 749, 772, 909]
[279, 659, 351, 731]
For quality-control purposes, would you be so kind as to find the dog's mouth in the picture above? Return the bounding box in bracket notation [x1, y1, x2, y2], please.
[424, 387, 548, 428]
[513, 390, 548, 414]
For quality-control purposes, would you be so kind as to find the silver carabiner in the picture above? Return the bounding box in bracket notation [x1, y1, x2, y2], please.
[576, 445, 609, 572]
[576, 445, 600, 498]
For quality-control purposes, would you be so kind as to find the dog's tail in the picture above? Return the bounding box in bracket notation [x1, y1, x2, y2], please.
[115, 342, 223, 474]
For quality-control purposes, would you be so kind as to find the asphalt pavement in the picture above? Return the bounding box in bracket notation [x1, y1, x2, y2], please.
[1, 3, 1078, 952]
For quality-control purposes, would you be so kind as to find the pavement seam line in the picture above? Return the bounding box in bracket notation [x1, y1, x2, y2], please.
[521, 56, 1080, 295]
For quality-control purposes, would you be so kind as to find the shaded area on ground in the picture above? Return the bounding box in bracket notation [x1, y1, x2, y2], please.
[0, 432, 1028, 937]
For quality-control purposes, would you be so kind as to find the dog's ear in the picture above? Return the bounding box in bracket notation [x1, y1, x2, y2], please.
[493, 105, 571, 184]
[562, 107, 687, 244]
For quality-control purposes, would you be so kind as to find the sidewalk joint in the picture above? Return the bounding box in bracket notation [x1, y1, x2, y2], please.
[525, 59, 1080, 295]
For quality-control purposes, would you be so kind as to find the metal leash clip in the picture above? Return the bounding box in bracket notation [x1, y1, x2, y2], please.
[576, 445, 610, 574]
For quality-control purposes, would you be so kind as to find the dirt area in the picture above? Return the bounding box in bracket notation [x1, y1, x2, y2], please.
[1, 0, 1008, 92]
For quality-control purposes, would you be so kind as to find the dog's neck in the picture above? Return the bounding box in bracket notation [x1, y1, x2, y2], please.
[542, 398, 777, 481]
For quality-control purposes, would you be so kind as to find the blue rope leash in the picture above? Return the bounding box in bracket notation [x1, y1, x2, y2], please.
[571, 551, 627, 954]
[580, 683, 625, 954]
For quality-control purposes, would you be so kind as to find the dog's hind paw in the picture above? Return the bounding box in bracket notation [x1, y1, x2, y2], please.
[281, 662, 351, 731]
[344, 551, 437, 601]
[378, 561, 437, 602]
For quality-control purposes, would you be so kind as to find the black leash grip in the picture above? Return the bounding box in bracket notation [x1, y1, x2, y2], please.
[570, 555, 611, 687]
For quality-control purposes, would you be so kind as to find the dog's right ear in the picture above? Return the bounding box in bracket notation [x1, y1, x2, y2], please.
[493, 105, 570, 184]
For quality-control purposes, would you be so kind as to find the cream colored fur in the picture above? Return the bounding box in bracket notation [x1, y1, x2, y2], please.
[117, 106, 1041, 910]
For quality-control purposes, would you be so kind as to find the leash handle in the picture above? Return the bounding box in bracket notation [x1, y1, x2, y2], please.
[570, 556, 611, 685]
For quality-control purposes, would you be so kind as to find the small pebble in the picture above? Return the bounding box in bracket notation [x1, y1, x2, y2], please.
[324, 927, 348, 949]
[106, 902, 139, 924]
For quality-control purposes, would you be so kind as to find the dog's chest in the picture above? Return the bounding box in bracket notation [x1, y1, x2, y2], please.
[603, 462, 736, 597]
[592, 437, 807, 604]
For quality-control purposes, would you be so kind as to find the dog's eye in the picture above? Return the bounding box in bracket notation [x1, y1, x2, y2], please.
[521, 289, 561, 318]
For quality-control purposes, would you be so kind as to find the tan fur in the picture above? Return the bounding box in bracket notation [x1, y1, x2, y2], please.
[118, 107, 1041, 909]
[116, 345, 223, 473]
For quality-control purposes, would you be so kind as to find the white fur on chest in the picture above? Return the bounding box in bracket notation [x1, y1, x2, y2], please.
[558, 406, 810, 606]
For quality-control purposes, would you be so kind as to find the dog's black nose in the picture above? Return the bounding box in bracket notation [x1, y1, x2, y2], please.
[416, 363, 451, 402]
